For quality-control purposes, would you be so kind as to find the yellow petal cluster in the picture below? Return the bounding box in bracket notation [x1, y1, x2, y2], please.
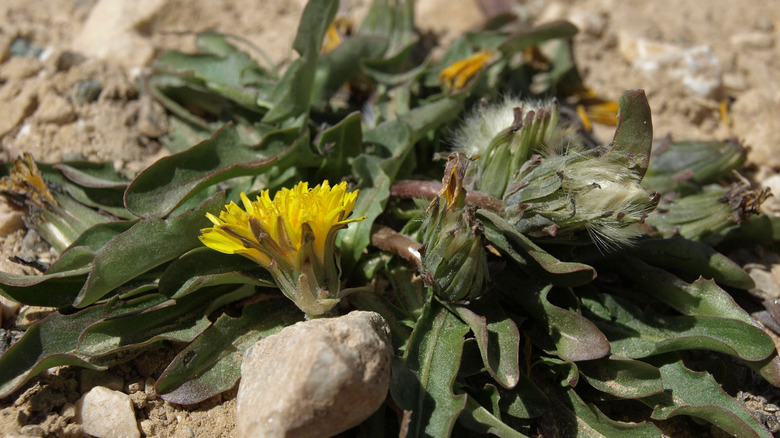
[199, 181, 364, 270]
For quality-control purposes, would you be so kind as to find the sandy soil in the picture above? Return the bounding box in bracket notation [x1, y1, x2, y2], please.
[0, 0, 779, 436]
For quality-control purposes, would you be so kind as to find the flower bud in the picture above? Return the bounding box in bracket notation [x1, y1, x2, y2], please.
[419, 153, 489, 302]
[420, 200, 489, 302]
[504, 151, 657, 250]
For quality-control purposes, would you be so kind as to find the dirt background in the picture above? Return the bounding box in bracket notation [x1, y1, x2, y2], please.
[0, 0, 779, 436]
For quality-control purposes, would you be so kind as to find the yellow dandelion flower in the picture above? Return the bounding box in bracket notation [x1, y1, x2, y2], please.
[200, 180, 365, 316]
[439, 49, 497, 92]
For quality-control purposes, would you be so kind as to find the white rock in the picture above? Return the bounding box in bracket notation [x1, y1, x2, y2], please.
[619, 36, 722, 98]
[618, 35, 680, 64]
[237, 311, 392, 438]
[71, 0, 167, 69]
[75, 386, 140, 438]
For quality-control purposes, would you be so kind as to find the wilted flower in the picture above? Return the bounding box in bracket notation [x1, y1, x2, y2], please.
[439, 49, 497, 91]
[321, 17, 354, 53]
[200, 180, 365, 316]
[0, 154, 113, 252]
[646, 175, 771, 241]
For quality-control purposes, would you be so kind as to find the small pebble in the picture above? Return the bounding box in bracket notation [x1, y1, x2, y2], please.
[19, 425, 45, 437]
[140, 419, 157, 437]
[182, 425, 195, 438]
[129, 390, 148, 409]
[75, 386, 140, 438]
[71, 80, 103, 104]
[54, 50, 85, 72]
[10, 37, 43, 58]
[126, 380, 143, 394]
[144, 377, 157, 400]
[60, 402, 77, 421]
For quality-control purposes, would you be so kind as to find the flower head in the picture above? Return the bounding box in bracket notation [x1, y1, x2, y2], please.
[420, 153, 489, 302]
[200, 181, 365, 316]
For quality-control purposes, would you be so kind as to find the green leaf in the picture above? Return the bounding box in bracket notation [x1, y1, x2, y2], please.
[358, 0, 417, 57]
[77, 286, 240, 356]
[338, 99, 460, 269]
[450, 295, 521, 389]
[578, 358, 664, 399]
[74, 193, 226, 307]
[311, 36, 388, 103]
[391, 300, 469, 437]
[156, 296, 302, 404]
[745, 353, 780, 387]
[53, 162, 129, 189]
[400, 98, 463, 145]
[158, 248, 274, 299]
[459, 393, 530, 437]
[480, 209, 597, 287]
[46, 221, 138, 274]
[498, 20, 578, 54]
[642, 139, 747, 194]
[501, 281, 610, 362]
[152, 49, 267, 111]
[0, 213, 134, 308]
[0, 294, 168, 398]
[642, 358, 772, 438]
[581, 289, 775, 361]
[124, 124, 304, 218]
[604, 89, 653, 179]
[313, 111, 363, 182]
[34, 161, 131, 219]
[261, 0, 338, 123]
[498, 373, 550, 419]
[721, 213, 780, 243]
[616, 257, 763, 326]
[0, 268, 90, 308]
[628, 237, 754, 290]
[338, 154, 392, 271]
[195, 32, 241, 57]
[544, 384, 662, 437]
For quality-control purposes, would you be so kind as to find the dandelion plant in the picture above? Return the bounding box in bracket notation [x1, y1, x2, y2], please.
[1, 0, 779, 436]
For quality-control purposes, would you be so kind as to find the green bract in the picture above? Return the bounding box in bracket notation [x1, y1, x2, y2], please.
[1, 1, 779, 436]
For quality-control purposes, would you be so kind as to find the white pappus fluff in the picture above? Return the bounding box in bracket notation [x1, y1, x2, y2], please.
[564, 158, 655, 250]
[451, 96, 574, 158]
